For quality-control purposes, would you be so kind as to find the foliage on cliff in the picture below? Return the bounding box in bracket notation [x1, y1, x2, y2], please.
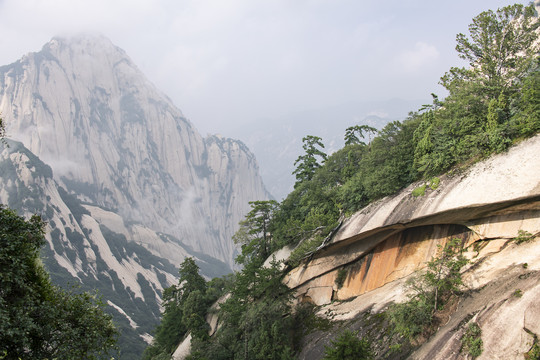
[188, 259, 296, 360]
[142, 257, 229, 359]
[322, 330, 374, 360]
[388, 239, 468, 340]
[146, 3, 539, 359]
[271, 2, 540, 263]
[144, 201, 320, 359]
[184, 201, 302, 359]
[0, 205, 118, 359]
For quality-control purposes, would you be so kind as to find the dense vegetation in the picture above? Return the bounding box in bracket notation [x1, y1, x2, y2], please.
[142, 257, 231, 359]
[322, 330, 373, 360]
[145, 3, 539, 359]
[0, 205, 118, 359]
[270, 2, 540, 264]
[388, 239, 468, 341]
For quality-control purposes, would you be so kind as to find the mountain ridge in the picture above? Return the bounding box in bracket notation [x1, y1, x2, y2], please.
[0, 34, 271, 268]
[0, 34, 271, 358]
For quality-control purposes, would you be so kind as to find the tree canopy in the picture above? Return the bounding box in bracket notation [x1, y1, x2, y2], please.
[143, 257, 232, 359]
[233, 200, 279, 265]
[0, 205, 118, 359]
[344, 125, 377, 146]
[448, 3, 539, 98]
[415, 2, 539, 176]
[293, 135, 327, 186]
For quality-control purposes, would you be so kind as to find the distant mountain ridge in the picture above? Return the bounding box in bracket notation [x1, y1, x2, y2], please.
[0, 34, 271, 268]
[0, 35, 271, 358]
[232, 98, 427, 200]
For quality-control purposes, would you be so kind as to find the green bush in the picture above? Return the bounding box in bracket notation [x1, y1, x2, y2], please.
[461, 322, 483, 359]
[389, 238, 467, 340]
[388, 299, 432, 339]
[429, 177, 440, 190]
[412, 184, 427, 197]
[323, 330, 373, 360]
[526, 341, 540, 360]
[515, 230, 535, 244]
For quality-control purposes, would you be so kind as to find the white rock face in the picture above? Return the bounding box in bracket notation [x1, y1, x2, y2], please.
[0, 138, 231, 356]
[333, 134, 540, 245]
[293, 135, 540, 360]
[0, 139, 171, 301]
[0, 35, 270, 267]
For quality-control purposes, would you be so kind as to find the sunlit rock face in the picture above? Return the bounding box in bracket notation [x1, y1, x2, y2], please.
[285, 134, 540, 306]
[291, 135, 540, 360]
[0, 35, 270, 267]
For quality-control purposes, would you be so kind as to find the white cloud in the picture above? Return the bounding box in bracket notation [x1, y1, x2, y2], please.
[396, 42, 440, 73]
[367, 110, 389, 118]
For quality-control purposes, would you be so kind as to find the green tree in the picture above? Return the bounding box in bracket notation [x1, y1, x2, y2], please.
[0, 205, 118, 359]
[182, 290, 210, 341]
[212, 259, 295, 360]
[293, 135, 327, 186]
[359, 117, 420, 201]
[233, 200, 279, 265]
[177, 257, 207, 301]
[509, 58, 540, 137]
[144, 257, 208, 359]
[323, 330, 373, 360]
[344, 125, 377, 146]
[389, 238, 468, 340]
[414, 3, 540, 177]
[445, 3, 540, 100]
[422, 238, 468, 312]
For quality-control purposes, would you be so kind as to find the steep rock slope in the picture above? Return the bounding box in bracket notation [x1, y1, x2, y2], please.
[0, 139, 229, 358]
[286, 135, 540, 359]
[285, 134, 540, 305]
[0, 35, 270, 267]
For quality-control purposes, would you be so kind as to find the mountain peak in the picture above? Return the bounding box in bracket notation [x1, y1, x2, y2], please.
[0, 37, 270, 268]
[34, 34, 134, 76]
[44, 33, 125, 56]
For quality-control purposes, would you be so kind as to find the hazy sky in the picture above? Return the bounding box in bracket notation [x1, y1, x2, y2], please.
[0, 0, 528, 136]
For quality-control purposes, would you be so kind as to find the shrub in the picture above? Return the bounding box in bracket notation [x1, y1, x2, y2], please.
[323, 330, 373, 360]
[429, 177, 440, 190]
[515, 230, 535, 244]
[461, 322, 483, 359]
[526, 341, 540, 360]
[389, 238, 467, 340]
[412, 184, 427, 197]
[388, 299, 432, 340]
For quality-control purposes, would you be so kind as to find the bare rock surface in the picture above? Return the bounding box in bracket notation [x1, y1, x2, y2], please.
[0, 35, 270, 267]
[286, 135, 540, 359]
[285, 135, 540, 306]
[333, 134, 540, 244]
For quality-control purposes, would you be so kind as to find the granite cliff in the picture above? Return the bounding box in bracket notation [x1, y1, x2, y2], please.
[171, 135, 540, 359]
[0, 35, 270, 268]
[289, 134, 540, 359]
[0, 35, 270, 358]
